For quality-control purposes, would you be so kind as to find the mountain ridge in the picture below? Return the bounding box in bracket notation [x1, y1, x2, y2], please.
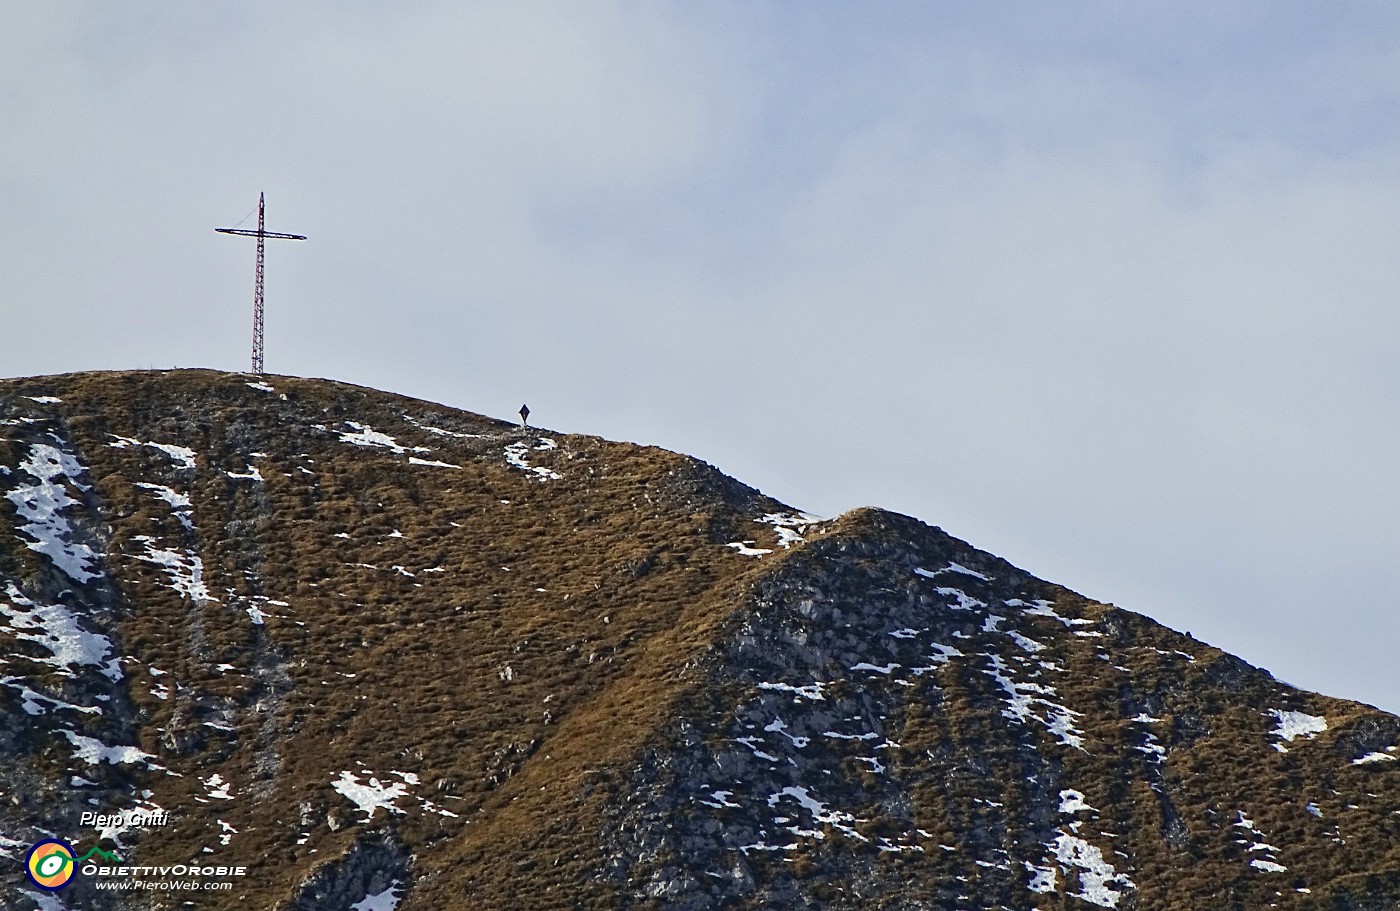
[1, 369, 1398, 910]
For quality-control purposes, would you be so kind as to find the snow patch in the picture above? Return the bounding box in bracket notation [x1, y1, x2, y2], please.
[1353, 752, 1397, 765]
[132, 536, 215, 603]
[982, 654, 1085, 749]
[408, 457, 461, 469]
[699, 789, 740, 809]
[1011, 598, 1096, 627]
[504, 440, 562, 480]
[1052, 832, 1135, 907]
[1005, 629, 1046, 653]
[738, 840, 798, 855]
[1, 677, 103, 716]
[352, 882, 404, 911]
[1026, 860, 1058, 893]
[735, 736, 779, 762]
[333, 770, 411, 820]
[110, 436, 197, 471]
[757, 681, 826, 701]
[62, 731, 156, 767]
[0, 583, 121, 680]
[6, 442, 100, 582]
[757, 512, 821, 548]
[851, 662, 899, 675]
[135, 483, 194, 530]
[764, 718, 810, 748]
[1233, 809, 1288, 873]
[217, 819, 237, 846]
[404, 415, 481, 439]
[935, 587, 985, 611]
[916, 561, 991, 581]
[926, 643, 963, 664]
[1270, 709, 1327, 743]
[767, 786, 865, 842]
[202, 773, 234, 800]
[1059, 789, 1097, 814]
[339, 422, 409, 453]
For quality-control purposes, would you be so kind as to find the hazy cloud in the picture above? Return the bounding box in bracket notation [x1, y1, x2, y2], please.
[4, 3, 1400, 710]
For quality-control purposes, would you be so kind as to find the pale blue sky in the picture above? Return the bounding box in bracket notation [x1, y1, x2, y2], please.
[4, 3, 1400, 712]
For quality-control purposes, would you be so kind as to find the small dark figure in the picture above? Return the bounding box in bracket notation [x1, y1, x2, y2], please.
[519, 404, 530, 428]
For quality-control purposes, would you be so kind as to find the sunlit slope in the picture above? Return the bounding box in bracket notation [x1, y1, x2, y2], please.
[1, 370, 1398, 911]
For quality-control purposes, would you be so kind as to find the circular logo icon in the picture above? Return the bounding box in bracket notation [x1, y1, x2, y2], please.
[25, 840, 76, 891]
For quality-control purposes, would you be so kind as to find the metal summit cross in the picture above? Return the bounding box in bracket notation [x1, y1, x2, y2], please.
[216, 193, 306, 374]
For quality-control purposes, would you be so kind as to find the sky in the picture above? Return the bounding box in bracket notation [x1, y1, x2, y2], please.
[4, 3, 1400, 712]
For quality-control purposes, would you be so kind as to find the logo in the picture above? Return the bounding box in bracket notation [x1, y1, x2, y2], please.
[25, 840, 76, 891]
[24, 841, 123, 891]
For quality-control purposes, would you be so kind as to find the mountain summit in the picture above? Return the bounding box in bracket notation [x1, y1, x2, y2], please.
[2, 370, 1398, 910]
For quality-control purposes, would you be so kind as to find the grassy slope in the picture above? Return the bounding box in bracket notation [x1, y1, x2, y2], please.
[1, 370, 794, 909]
[1, 370, 1398, 911]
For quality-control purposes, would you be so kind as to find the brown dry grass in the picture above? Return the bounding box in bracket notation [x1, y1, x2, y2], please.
[2, 369, 1399, 910]
[2, 369, 797, 909]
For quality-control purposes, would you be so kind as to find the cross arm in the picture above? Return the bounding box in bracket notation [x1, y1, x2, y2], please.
[215, 228, 307, 240]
